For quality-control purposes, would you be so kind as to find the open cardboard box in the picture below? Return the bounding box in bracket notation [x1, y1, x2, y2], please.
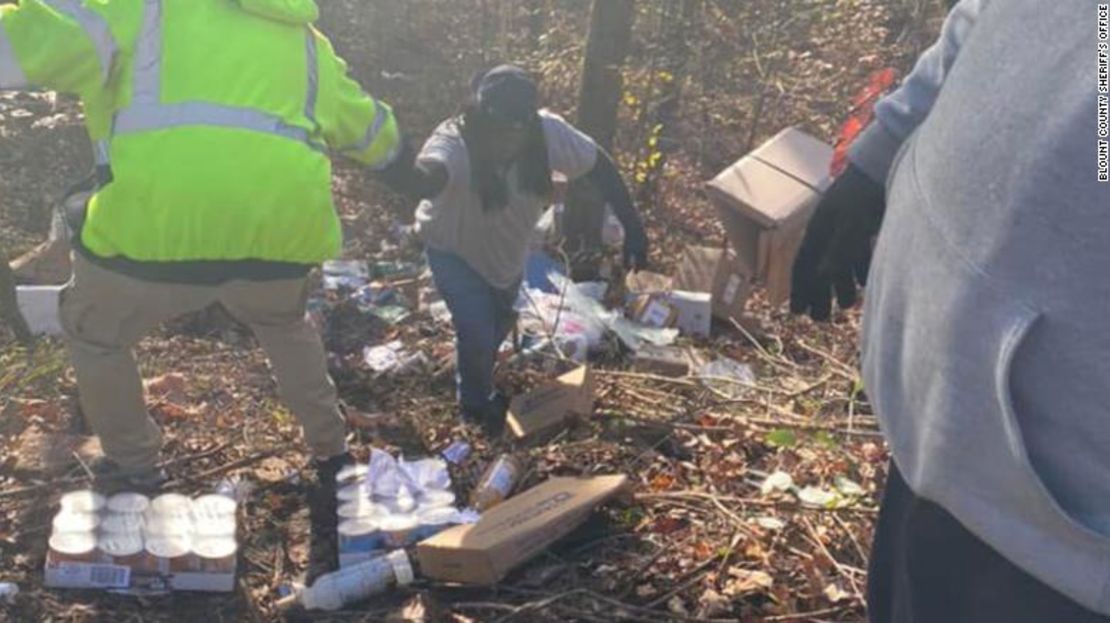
[417, 474, 630, 585]
[706, 127, 833, 307]
[674, 245, 752, 325]
[506, 363, 595, 444]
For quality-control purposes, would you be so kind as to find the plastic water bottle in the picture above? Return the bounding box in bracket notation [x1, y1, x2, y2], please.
[275, 550, 413, 611]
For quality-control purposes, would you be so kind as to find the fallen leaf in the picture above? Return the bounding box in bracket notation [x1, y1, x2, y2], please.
[650, 473, 675, 491]
[754, 516, 786, 531]
[760, 470, 794, 495]
[697, 588, 732, 618]
[145, 373, 188, 404]
[255, 457, 294, 483]
[668, 595, 689, 615]
[797, 486, 840, 508]
[723, 568, 774, 596]
[824, 582, 851, 603]
[834, 475, 865, 497]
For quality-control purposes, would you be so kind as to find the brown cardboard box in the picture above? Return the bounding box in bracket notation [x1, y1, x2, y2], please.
[625, 270, 673, 294]
[632, 345, 693, 377]
[627, 294, 679, 329]
[507, 364, 595, 443]
[417, 475, 630, 585]
[674, 245, 752, 323]
[705, 127, 833, 307]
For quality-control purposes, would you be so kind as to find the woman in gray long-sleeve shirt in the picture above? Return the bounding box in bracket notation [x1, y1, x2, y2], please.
[793, 1, 1110, 620]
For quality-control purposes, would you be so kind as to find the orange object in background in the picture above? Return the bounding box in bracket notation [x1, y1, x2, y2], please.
[830, 68, 898, 177]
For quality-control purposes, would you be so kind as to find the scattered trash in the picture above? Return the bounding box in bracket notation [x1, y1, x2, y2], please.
[470, 454, 525, 512]
[439, 440, 472, 466]
[337, 448, 476, 567]
[506, 364, 594, 443]
[277, 551, 414, 611]
[322, 260, 370, 291]
[668, 290, 712, 337]
[697, 357, 756, 399]
[796, 486, 839, 508]
[418, 475, 630, 585]
[627, 293, 679, 329]
[674, 245, 752, 323]
[0, 582, 18, 604]
[760, 471, 795, 495]
[632, 345, 693, 378]
[363, 342, 429, 377]
[14, 285, 63, 336]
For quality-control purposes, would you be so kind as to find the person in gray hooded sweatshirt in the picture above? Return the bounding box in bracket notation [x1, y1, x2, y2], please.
[792, 0, 1110, 620]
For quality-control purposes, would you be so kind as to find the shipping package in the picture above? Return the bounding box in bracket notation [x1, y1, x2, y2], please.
[44, 491, 239, 593]
[627, 294, 679, 329]
[673, 246, 752, 323]
[705, 127, 833, 306]
[632, 344, 693, 377]
[417, 475, 630, 585]
[507, 364, 595, 443]
[668, 290, 712, 337]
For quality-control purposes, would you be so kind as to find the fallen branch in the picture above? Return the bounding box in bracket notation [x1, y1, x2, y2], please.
[638, 491, 879, 515]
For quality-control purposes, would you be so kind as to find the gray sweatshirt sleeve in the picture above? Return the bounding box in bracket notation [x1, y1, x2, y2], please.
[849, 0, 987, 184]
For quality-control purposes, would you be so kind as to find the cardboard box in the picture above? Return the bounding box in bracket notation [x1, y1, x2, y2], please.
[44, 551, 237, 592]
[624, 270, 673, 295]
[16, 285, 64, 336]
[706, 127, 833, 306]
[507, 364, 595, 443]
[674, 245, 752, 323]
[417, 475, 629, 585]
[627, 294, 678, 329]
[632, 345, 692, 377]
[668, 290, 711, 337]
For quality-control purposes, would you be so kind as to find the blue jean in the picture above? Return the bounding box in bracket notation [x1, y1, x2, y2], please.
[426, 248, 519, 418]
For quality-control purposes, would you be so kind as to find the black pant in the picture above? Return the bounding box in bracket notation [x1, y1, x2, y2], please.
[867, 464, 1110, 623]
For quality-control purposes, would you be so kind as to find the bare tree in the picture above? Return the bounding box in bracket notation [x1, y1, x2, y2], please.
[575, 0, 634, 151]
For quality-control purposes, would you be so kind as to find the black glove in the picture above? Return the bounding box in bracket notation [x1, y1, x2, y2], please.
[790, 164, 886, 321]
[622, 226, 650, 272]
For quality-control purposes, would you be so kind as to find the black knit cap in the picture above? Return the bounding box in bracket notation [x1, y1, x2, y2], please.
[472, 64, 538, 128]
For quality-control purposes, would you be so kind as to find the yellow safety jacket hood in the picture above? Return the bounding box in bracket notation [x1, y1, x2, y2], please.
[236, 0, 319, 25]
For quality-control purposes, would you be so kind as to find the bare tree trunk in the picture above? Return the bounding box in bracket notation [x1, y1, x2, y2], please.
[0, 248, 35, 347]
[575, 0, 634, 151]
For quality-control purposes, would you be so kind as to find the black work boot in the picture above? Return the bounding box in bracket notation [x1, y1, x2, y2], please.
[88, 457, 167, 496]
[306, 451, 354, 585]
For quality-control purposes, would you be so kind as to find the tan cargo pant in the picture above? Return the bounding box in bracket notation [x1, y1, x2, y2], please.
[60, 254, 347, 473]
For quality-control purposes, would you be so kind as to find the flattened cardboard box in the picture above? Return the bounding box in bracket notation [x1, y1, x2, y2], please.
[674, 245, 751, 323]
[417, 475, 630, 585]
[507, 365, 595, 442]
[705, 127, 833, 307]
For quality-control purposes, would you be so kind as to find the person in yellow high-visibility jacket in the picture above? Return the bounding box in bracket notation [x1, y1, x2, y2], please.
[0, 0, 403, 492]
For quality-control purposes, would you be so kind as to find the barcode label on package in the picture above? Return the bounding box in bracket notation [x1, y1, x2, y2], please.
[53, 562, 131, 588]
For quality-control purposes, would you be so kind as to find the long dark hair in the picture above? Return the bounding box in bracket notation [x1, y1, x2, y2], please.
[459, 100, 553, 212]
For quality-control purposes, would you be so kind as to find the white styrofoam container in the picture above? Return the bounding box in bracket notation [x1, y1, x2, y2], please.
[669, 290, 712, 337]
[16, 285, 64, 336]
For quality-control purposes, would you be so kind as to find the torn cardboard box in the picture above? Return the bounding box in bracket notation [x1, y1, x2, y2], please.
[706, 127, 833, 307]
[417, 474, 630, 585]
[507, 364, 595, 443]
[674, 245, 751, 324]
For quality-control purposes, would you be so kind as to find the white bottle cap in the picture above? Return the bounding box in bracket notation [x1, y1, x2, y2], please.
[386, 550, 414, 586]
